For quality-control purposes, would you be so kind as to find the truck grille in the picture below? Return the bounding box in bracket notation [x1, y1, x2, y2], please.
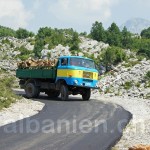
[83, 71, 93, 79]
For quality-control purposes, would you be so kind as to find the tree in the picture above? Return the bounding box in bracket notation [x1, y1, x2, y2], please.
[33, 27, 81, 57]
[70, 32, 80, 50]
[90, 21, 106, 42]
[16, 28, 34, 39]
[141, 27, 150, 39]
[107, 23, 122, 47]
[33, 40, 44, 58]
[0, 25, 16, 37]
[121, 26, 132, 48]
[79, 31, 87, 36]
[36, 27, 52, 39]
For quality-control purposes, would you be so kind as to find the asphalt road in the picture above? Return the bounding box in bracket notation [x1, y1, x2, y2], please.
[0, 92, 132, 150]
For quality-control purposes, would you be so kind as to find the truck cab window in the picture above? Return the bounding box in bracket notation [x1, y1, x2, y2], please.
[61, 58, 68, 66]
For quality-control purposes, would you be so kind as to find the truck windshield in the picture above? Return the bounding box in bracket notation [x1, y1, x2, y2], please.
[70, 58, 95, 69]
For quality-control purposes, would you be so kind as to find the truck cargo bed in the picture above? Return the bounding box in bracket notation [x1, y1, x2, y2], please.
[16, 68, 56, 79]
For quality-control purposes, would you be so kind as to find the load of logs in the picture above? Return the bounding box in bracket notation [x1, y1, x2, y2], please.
[129, 144, 150, 150]
[17, 58, 58, 69]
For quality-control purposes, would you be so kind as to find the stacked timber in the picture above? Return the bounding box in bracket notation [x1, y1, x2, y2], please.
[129, 145, 150, 150]
[17, 58, 58, 69]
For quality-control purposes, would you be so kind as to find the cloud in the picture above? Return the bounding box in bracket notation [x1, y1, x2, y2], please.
[48, 0, 118, 30]
[32, 0, 41, 11]
[0, 0, 33, 29]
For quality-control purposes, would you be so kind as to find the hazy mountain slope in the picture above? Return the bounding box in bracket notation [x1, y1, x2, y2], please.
[120, 18, 150, 34]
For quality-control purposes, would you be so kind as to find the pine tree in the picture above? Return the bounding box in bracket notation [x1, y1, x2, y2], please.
[107, 23, 122, 47]
[90, 21, 106, 42]
[121, 26, 132, 48]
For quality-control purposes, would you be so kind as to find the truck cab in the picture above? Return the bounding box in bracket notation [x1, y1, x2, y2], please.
[16, 56, 99, 101]
[57, 56, 98, 88]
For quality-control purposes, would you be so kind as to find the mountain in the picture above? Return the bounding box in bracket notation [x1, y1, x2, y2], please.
[120, 18, 150, 34]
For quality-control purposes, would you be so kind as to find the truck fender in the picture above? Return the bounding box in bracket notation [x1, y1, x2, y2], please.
[56, 79, 67, 90]
[25, 79, 41, 87]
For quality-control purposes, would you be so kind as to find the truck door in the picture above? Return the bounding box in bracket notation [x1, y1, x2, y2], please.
[56, 58, 68, 79]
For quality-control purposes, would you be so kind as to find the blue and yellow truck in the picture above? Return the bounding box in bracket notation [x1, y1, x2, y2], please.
[16, 56, 99, 100]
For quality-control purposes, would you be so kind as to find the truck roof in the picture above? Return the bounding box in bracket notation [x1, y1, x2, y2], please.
[59, 56, 93, 61]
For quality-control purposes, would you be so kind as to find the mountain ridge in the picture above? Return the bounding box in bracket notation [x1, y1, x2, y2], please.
[120, 18, 150, 34]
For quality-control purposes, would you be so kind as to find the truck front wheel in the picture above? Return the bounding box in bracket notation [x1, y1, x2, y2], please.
[25, 83, 39, 98]
[60, 85, 68, 100]
[82, 88, 91, 101]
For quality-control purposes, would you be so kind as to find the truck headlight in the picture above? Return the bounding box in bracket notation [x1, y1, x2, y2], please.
[96, 83, 98, 87]
[73, 80, 78, 85]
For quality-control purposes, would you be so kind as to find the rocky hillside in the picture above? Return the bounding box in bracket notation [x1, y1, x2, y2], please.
[97, 58, 150, 99]
[0, 36, 109, 69]
[0, 37, 34, 70]
[0, 35, 149, 99]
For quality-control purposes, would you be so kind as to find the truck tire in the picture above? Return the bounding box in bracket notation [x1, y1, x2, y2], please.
[60, 84, 68, 100]
[82, 88, 91, 101]
[25, 83, 40, 98]
[47, 90, 60, 98]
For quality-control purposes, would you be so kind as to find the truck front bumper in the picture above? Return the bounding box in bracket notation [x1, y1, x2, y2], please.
[57, 77, 99, 89]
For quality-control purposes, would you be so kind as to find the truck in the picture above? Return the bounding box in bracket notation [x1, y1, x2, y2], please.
[16, 56, 99, 100]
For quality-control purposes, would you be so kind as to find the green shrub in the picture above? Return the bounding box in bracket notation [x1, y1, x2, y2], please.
[145, 93, 150, 99]
[104, 87, 111, 94]
[10, 42, 14, 48]
[16, 46, 32, 60]
[123, 81, 133, 90]
[145, 71, 150, 81]
[137, 49, 150, 59]
[135, 82, 141, 88]
[2, 38, 11, 45]
[27, 39, 35, 45]
[144, 71, 150, 88]
[123, 60, 140, 68]
[137, 55, 145, 61]
[0, 73, 19, 110]
[100, 46, 126, 69]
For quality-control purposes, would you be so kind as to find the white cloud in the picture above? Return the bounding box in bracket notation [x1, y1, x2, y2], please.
[0, 0, 33, 29]
[49, 0, 118, 29]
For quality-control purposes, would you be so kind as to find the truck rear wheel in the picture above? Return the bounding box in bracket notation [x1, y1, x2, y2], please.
[25, 83, 39, 98]
[60, 84, 68, 100]
[82, 88, 91, 101]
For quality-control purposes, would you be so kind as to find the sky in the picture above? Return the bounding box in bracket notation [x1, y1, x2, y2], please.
[0, 0, 149, 33]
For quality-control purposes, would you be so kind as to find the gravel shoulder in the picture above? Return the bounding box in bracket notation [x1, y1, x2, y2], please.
[92, 94, 150, 149]
[0, 97, 45, 127]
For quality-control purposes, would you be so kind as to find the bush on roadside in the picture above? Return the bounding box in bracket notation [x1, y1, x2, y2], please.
[0, 72, 19, 110]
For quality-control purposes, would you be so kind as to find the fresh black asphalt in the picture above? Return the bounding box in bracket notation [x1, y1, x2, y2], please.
[0, 93, 132, 150]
